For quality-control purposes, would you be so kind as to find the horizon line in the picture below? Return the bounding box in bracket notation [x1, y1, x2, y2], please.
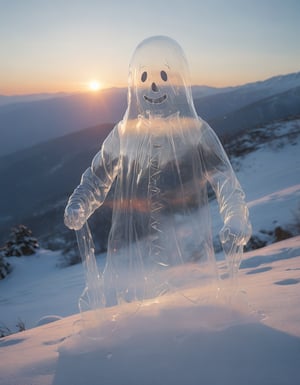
[1, 70, 299, 97]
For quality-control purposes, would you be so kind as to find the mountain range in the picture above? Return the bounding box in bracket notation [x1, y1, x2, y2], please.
[0, 88, 126, 156]
[0, 71, 299, 248]
[1, 71, 300, 156]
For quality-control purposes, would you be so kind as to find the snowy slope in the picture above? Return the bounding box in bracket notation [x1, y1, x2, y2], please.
[233, 120, 300, 237]
[209, 118, 300, 251]
[0, 239, 299, 385]
[0, 250, 86, 331]
[0, 118, 300, 385]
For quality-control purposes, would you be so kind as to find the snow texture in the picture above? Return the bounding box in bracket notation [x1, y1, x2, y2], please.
[0, 237, 300, 385]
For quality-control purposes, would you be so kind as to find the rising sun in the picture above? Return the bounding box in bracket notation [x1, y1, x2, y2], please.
[88, 80, 101, 91]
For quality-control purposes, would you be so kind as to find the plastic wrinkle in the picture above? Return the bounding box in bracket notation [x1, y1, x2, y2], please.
[64, 36, 251, 313]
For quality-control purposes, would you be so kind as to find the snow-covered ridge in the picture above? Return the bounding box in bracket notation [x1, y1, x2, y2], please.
[239, 71, 300, 94]
[225, 118, 300, 159]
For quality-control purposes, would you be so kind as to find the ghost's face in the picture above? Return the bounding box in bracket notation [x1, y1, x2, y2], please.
[141, 69, 168, 105]
[127, 36, 196, 119]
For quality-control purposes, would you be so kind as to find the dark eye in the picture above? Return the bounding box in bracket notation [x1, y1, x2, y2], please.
[141, 71, 147, 82]
[160, 70, 168, 81]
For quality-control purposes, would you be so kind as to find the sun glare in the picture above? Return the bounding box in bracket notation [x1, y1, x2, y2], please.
[88, 80, 101, 91]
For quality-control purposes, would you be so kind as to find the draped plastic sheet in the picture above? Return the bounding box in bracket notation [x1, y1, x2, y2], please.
[64, 36, 251, 314]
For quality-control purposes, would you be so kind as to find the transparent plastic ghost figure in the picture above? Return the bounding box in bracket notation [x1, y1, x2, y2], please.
[64, 36, 251, 311]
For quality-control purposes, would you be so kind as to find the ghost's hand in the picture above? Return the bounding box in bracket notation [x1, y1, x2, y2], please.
[64, 202, 86, 230]
[220, 216, 251, 277]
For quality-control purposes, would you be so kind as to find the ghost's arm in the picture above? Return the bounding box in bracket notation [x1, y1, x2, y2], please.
[64, 126, 120, 230]
[200, 122, 251, 274]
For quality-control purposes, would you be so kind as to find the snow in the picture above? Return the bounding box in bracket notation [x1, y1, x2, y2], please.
[239, 143, 300, 235]
[0, 120, 300, 385]
[0, 250, 85, 330]
[210, 119, 300, 247]
[1, 238, 300, 385]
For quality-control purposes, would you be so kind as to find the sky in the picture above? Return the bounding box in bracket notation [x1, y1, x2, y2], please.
[0, 0, 299, 95]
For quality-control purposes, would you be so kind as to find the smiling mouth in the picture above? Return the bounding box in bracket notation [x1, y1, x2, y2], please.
[143, 94, 167, 104]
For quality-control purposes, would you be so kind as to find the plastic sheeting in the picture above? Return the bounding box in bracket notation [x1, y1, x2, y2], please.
[65, 36, 251, 310]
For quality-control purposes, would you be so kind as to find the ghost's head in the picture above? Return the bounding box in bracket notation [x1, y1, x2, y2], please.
[127, 36, 197, 119]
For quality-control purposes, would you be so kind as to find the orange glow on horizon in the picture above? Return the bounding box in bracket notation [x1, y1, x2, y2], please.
[1, 69, 295, 96]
